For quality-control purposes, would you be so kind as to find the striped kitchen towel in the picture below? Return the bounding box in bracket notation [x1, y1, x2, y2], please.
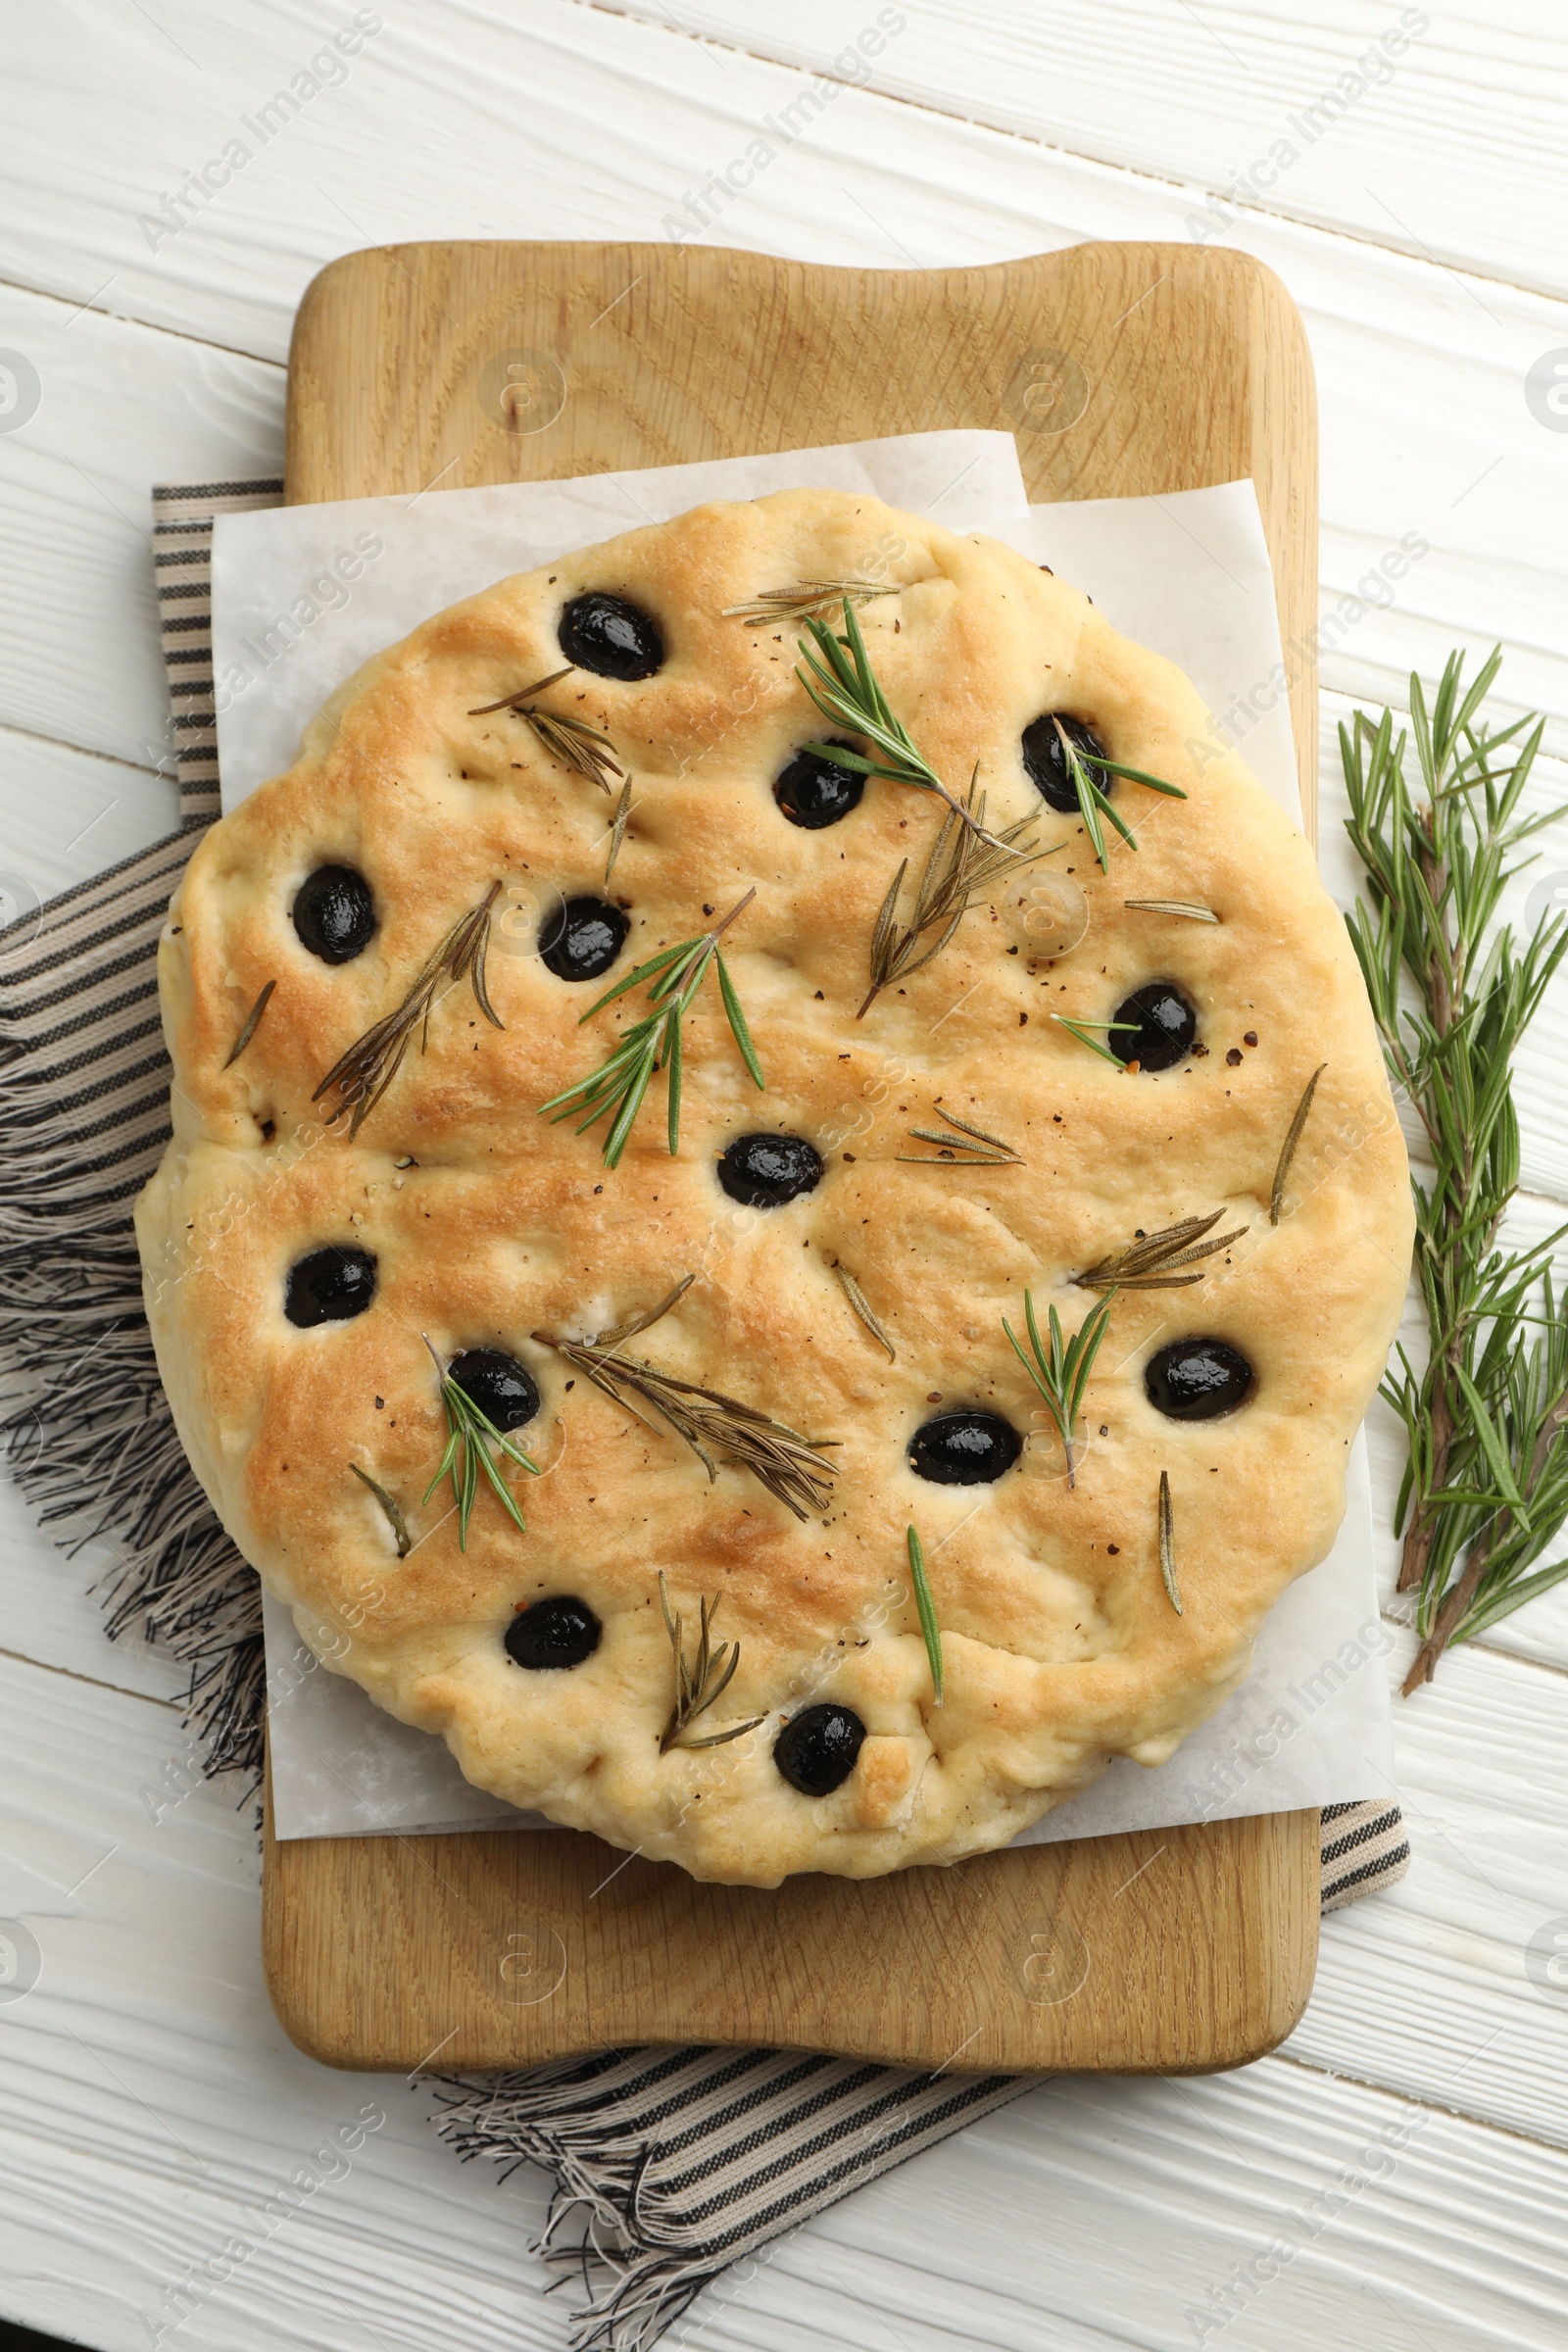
[0, 478, 1408, 2352]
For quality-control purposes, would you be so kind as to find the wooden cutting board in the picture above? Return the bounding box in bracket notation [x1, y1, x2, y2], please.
[264, 238, 1320, 2076]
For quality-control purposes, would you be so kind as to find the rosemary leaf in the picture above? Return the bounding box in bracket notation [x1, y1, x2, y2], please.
[314, 885, 503, 1137]
[1269, 1063, 1327, 1225]
[1157, 1470, 1182, 1614]
[1053, 1013, 1138, 1068]
[1341, 649, 1568, 1686]
[539, 890, 763, 1167]
[350, 1462, 412, 1558]
[795, 599, 1009, 849]
[469, 666, 625, 793]
[534, 1285, 837, 1520]
[715, 950, 764, 1088]
[1053, 724, 1187, 877]
[419, 1336, 539, 1551]
[910, 1107, 1021, 1159]
[1123, 899, 1220, 923]
[605, 774, 633, 884]
[859, 777, 1053, 1018]
[1075, 1208, 1247, 1292]
[223, 978, 275, 1069]
[1003, 1287, 1117, 1488]
[906, 1524, 944, 1704]
[834, 1264, 896, 1360]
[658, 1571, 765, 1750]
[723, 577, 898, 624]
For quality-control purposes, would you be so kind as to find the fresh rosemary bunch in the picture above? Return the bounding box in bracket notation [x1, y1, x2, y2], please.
[1003, 1288, 1117, 1488]
[421, 1338, 540, 1550]
[539, 889, 763, 1167]
[1342, 648, 1568, 1689]
[1051, 718, 1188, 876]
[795, 600, 1007, 847]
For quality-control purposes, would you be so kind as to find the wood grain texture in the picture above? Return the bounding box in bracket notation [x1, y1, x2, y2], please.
[598, 0, 1568, 304]
[265, 232, 1319, 2075]
[286, 237, 1320, 820]
[265, 1806, 1316, 2077]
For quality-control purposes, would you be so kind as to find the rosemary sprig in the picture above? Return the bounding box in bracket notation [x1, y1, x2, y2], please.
[468, 665, 625, 794]
[1052, 1013, 1138, 1068]
[859, 778, 1051, 1018]
[350, 1462, 412, 1558]
[314, 884, 502, 1137]
[895, 1105, 1023, 1165]
[1075, 1207, 1247, 1292]
[604, 774, 633, 884]
[420, 1336, 540, 1551]
[1003, 1288, 1117, 1488]
[1157, 1471, 1182, 1614]
[834, 1265, 895, 1360]
[906, 1524, 943, 1704]
[795, 599, 1008, 848]
[723, 577, 898, 625]
[658, 1572, 765, 1751]
[1053, 719, 1187, 876]
[1270, 1064, 1327, 1225]
[533, 1281, 838, 1520]
[1342, 649, 1568, 1689]
[1123, 899, 1219, 923]
[538, 890, 763, 1166]
[223, 978, 275, 1069]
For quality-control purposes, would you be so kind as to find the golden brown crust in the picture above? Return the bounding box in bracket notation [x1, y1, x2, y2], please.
[135, 490, 1411, 1885]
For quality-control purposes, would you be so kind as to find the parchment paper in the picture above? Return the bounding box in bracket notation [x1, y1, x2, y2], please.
[208, 435, 1396, 1842]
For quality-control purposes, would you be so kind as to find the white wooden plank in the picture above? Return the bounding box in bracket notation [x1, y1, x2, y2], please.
[0, 727, 178, 906]
[1288, 1632, 1568, 2149]
[0, 1651, 562, 2352]
[732, 2065, 1568, 2351]
[0, 280, 282, 771]
[6, 1618, 1560, 2352]
[3, 1638, 1568, 2352]
[0, 13, 1564, 785]
[0, 1485, 186, 1709]
[598, 0, 1568, 304]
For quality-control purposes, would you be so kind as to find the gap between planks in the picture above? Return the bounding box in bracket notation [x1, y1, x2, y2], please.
[570, 0, 1566, 309]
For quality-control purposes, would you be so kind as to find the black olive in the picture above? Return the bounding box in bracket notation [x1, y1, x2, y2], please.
[539, 894, 629, 982]
[284, 1245, 377, 1328]
[448, 1348, 541, 1432]
[558, 592, 664, 680]
[716, 1133, 823, 1207]
[908, 1409, 1022, 1486]
[773, 741, 865, 829]
[1021, 713, 1106, 813]
[1145, 1338, 1254, 1421]
[1111, 981, 1199, 1071]
[292, 864, 376, 964]
[774, 1702, 866, 1796]
[505, 1594, 602, 1670]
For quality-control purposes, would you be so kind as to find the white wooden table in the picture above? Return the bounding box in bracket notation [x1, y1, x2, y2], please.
[3, 6, 1567, 2346]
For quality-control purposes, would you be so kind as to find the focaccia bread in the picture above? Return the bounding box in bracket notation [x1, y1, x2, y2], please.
[135, 488, 1411, 1886]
